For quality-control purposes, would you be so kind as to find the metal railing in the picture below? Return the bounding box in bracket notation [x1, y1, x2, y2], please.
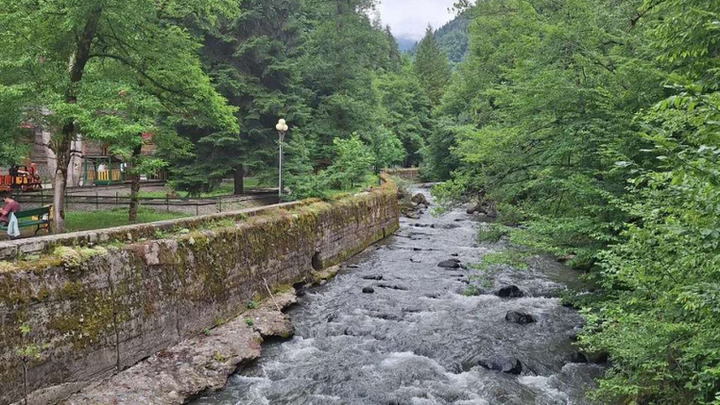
[12, 189, 279, 215]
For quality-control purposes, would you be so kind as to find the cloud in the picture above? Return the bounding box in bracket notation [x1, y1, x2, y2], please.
[377, 0, 458, 41]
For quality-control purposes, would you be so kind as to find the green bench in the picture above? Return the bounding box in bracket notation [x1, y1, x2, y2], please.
[0, 206, 52, 236]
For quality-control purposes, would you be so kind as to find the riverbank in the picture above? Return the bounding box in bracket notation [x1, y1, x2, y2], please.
[62, 289, 298, 405]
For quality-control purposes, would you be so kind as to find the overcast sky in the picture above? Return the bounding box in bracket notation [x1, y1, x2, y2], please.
[377, 0, 458, 41]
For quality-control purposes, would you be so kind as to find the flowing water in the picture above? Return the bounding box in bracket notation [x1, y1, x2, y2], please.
[191, 188, 603, 405]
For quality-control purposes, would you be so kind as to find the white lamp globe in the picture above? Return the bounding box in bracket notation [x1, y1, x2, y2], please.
[282, 124, 289, 132]
[276, 123, 284, 131]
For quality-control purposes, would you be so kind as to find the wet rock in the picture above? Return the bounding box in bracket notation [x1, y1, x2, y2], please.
[466, 201, 498, 218]
[585, 351, 609, 364]
[372, 312, 401, 321]
[478, 357, 523, 375]
[411, 193, 429, 205]
[431, 224, 461, 230]
[557, 254, 577, 263]
[362, 287, 375, 294]
[451, 253, 460, 257]
[438, 259, 462, 269]
[466, 202, 482, 214]
[347, 264, 360, 269]
[377, 284, 408, 291]
[362, 275, 383, 281]
[406, 213, 421, 220]
[497, 285, 524, 298]
[505, 311, 535, 325]
[569, 352, 588, 364]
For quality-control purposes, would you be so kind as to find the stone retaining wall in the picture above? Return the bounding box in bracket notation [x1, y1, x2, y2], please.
[0, 178, 399, 405]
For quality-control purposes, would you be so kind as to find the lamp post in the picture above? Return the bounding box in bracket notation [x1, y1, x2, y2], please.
[275, 119, 289, 198]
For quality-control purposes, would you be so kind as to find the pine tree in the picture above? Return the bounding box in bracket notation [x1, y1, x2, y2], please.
[174, 0, 312, 195]
[414, 26, 452, 105]
[375, 57, 433, 166]
[301, 0, 390, 154]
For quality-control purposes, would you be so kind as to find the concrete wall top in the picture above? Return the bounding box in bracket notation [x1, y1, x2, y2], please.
[0, 200, 312, 261]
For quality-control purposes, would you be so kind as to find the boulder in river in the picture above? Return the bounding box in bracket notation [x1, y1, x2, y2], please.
[466, 202, 483, 214]
[411, 193, 429, 205]
[497, 285, 524, 298]
[362, 287, 375, 294]
[438, 259, 462, 269]
[478, 357, 523, 375]
[569, 352, 588, 364]
[505, 310, 535, 325]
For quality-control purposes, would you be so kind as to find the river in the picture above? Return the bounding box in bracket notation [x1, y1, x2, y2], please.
[190, 187, 603, 405]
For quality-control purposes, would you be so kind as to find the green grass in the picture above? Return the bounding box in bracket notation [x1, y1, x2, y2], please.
[65, 208, 189, 233]
[138, 178, 272, 199]
[470, 250, 530, 271]
[476, 223, 511, 243]
[323, 174, 381, 200]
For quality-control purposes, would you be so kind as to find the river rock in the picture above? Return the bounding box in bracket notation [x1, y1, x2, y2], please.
[362, 287, 375, 294]
[411, 193, 429, 205]
[466, 202, 483, 214]
[478, 356, 523, 375]
[438, 259, 462, 269]
[569, 352, 588, 364]
[505, 310, 535, 325]
[497, 285, 524, 298]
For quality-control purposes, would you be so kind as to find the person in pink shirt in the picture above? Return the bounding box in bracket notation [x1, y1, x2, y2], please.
[0, 193, 21, 225]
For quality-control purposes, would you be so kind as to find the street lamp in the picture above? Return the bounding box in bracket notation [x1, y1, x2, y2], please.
[275, 119, 289, 197]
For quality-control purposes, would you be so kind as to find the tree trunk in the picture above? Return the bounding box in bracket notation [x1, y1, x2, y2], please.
[128, 141, 144, 223]
[51, 124, 74, 233]
[129, 173, 141, 223]
[51, 7, 103, 234]
[233, 164, 245, 195]
[52, 165, 68, 234]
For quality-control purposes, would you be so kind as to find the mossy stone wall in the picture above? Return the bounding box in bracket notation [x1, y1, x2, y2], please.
[0, 179, 399, 405]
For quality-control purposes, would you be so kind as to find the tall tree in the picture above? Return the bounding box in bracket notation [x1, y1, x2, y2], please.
[0, 0, 238, 232]
[300, 0, 391, 154]
[414, 26, 452, 105]
[374, 57, 433, 166]
[177, 0, 312, 195]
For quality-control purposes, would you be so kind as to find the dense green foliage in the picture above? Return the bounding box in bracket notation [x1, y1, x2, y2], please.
[168, 0, 428, 201]
[430, 13, 469, 66]
[414, 27, 452, 106]
[174, 0, 311, 194]
[0, 0, 238, 230]
[435, 0, 720, 402]
[408, 14, 469, 67]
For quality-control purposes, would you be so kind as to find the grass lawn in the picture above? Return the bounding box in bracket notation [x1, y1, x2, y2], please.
[324, 174, 382, 199]
[65, 208, 189, 233]
[138, 178, 272, 199]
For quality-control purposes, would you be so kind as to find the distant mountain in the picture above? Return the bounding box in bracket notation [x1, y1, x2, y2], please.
[434, 13, 469, 65]
[405, 13, 470, 66]
[396, 37, 417, 53]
